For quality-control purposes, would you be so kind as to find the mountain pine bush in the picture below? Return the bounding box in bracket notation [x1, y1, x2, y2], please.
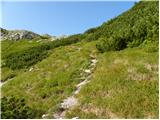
[83, 1, 159, 52]
[1, 96, 35, 119]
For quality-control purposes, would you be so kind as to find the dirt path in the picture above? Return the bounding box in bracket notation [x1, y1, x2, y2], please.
[0, 78, 13, 87]
[42, 55, 98, 119]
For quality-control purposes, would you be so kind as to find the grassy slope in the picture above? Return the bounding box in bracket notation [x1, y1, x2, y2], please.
[1, 40, 44, 82]
[66, 48, 158, 119]
[1, 1, 158, 118]
[1, 40, 98, 118]
[1, 39, 158, 118]
[1, 40, 43, 58]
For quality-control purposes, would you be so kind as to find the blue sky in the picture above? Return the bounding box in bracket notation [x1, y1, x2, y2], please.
[1, 1, 136, 36]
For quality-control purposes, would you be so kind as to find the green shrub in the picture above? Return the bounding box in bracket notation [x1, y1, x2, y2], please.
[94, 1, 159, 52]
[1, 96, 36, 119]
[3, 34, 81, 70]
[4, 44, 49, 69]
[84, 27, 99, 34]
[96, 36, 127, 52]
[141, 40, 158, 52]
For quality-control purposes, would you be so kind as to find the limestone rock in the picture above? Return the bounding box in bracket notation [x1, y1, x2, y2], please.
[1, 27, 40, 41]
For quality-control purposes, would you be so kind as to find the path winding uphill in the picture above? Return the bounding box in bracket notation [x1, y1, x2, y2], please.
[42, 55, 98, 119]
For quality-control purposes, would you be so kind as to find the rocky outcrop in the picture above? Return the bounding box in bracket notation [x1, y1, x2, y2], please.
[0, 28, 40, 40]
[0, 28, 68, 41]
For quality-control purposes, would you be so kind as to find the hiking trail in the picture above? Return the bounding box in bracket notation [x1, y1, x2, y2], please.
[42, 54, 98, 119]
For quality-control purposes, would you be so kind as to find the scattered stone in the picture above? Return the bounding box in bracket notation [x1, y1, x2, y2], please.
[53, 112, 65, 119]
[42, 114, 45, 119]
[89, 55, 96, 59]
[76, 79, 89, 88]
[74, 76, 92, 95]
[84, 69, 91, 74]
[53, 57, 98, 118]
[61, 96, 78, 109]
[42, 114, 49, 119]
[29, 67, 33, 72]
[0, 78, 13, 87]
[74, 89, 80, 94]
[0, 81, 4, 87]
[91, 59, 97, 64]
[72, 116, 79, 119]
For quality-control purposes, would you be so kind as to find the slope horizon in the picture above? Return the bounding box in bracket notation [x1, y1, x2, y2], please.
[1, 1, 158, 119]
[1, 1, 136, 36]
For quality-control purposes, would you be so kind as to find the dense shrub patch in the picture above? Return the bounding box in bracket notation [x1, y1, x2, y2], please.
[82, 1, 159, 52]
[1, 96, 36, 119]
[3, 34, 82, 69]
[4, 45, 49, 69]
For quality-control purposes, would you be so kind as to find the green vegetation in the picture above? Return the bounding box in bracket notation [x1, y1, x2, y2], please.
[66, 48, 158, 118]
[1, 1, 159, 119]
[1, 96, 36, 119]
[1, 41, 97, 118]
[1, 40, 41, 82]
[1, 40, 41, 59]
[83, 1, 159, 52]
[2, 34, 81, 70]
[1, 67, 16, 82]
[4, 44, 49, 69]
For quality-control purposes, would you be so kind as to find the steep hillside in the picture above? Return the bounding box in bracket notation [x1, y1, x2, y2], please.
[1, 1, 159, 119]
[1, 41, 158, 119]
[84, 1, 158, 52]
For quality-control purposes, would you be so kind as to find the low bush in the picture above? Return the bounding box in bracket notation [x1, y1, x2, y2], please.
[1, 96, 36, 119]
[141, 40, 158, 52]
[3, 34, 81, 70]
[4, 44, 49, 69]
[96, 36, 127, 52]
[94, 1, 158, 52]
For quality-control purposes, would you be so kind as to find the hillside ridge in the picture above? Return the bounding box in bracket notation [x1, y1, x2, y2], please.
[1, 1, 159, 119]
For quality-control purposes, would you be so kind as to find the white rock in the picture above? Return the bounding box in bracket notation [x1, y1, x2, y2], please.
[53, 113, 64, 119]
[42, 114, 46, 119]
[61, 96, 78, 109]
[76, 80, 89, 88]
[84, 69, 91, 73]
[72, 117, 79, 119]
[91, 59, 97, 64]
[29, 67, 33, 71]
[74, 89, 80, 94]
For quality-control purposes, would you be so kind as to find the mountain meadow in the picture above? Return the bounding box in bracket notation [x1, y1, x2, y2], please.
[0, 1, 159, 119]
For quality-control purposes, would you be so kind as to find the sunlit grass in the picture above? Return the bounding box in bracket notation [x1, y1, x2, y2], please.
[1, 40, 158, 118]
[1, 41, 98, 118]
[66, 48, 158, 119]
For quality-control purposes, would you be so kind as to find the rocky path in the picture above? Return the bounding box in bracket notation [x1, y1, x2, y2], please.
[42, 55, 98, 119]
[0, 78, 13, 87]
